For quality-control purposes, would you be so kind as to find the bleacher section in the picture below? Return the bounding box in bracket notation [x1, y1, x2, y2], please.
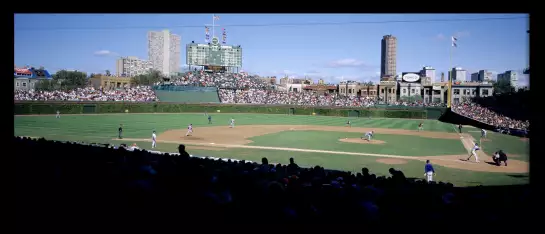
[153, 85, 220, 103]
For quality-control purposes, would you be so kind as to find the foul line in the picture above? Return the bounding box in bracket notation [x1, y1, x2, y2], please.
[115, 138, 471, 164]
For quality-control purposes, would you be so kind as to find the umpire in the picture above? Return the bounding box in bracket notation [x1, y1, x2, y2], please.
[493, 150, 508, 166]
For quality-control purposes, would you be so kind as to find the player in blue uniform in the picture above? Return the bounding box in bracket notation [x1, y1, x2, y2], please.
[361, 131, 374, 141]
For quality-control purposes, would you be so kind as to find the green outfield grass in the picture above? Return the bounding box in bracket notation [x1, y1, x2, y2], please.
[14, 113, 530, 187]
[248, 130, 466, 156]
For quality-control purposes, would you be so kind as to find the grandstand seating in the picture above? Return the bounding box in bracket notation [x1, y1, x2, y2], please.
[16, 136, 529, 230]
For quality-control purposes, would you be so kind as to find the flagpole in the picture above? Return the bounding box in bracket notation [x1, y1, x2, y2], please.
[448, 37, 453, 108]
[212, 14, 215, 39]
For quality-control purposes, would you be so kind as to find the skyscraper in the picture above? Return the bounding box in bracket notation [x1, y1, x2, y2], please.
[116, 56, 153, 77]
[148, 30, 181, 77]
[380, 35, 397, 79]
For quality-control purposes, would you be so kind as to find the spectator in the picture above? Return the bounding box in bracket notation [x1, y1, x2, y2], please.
[15, 136, 528, 228]
[15, 86, 158, 102]
[452, 101, 529, 131]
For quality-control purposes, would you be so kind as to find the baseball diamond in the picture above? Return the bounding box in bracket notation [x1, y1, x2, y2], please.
[14, 103, 529, 187]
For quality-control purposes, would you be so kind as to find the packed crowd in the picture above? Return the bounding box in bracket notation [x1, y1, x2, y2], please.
[452, 102, 529, 130]
[14, 86, 158, 102]
[219, 89, 375, 107]
[219, 89, 448, 107]
[168, 71, 269, 89]
[17, 136, 529, 230]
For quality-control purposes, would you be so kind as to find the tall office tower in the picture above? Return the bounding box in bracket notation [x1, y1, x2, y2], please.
[148, 30, 181, 77]
[380, 35, 397, 79]
[497, 70, 519, 89]
[116, 56, 153, 77]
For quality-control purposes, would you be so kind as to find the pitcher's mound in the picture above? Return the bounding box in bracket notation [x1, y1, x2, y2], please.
[376, 158, 408, 165]
[339, 138, 386, 145]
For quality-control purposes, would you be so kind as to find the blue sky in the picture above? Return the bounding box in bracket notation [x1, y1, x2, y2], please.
[14, 14, 529, 86]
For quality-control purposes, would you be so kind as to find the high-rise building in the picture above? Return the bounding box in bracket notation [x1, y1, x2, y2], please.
[478, 70, 493, 82]
[116, 56, 153, 77]
[148, 30, 181, 77]
[380, 35, 397, 79]
[497, 70, 518, 89]
[420, 66, 436, 83]
[449, 67, 467, 82]
[470, 72, 479, 82]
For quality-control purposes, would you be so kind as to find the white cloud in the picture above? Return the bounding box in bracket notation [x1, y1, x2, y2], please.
[94, 50, 118, 57]
[518, 74, 529, 87]
[326, 59, 374, 69]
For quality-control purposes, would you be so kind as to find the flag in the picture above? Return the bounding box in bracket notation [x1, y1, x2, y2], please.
[214, 15, 220, 20]
[451, 36, 458, 47]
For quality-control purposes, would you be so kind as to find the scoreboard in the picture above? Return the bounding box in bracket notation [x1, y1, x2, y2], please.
[186, 37, 242, 67]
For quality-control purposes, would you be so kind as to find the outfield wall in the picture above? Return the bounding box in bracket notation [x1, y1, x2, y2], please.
[152, 86, 220, 103]
[14, 102, 447, 120]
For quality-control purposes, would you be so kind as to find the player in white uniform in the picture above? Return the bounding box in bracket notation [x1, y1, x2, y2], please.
[361, 131, 374, 141]
[186, 124, 193, 136]
[229, 118, 235, 128]
[151, 131, 157, 149]
[481, 129, 487, 138]
[56, 110, 60, 119]
[467, 142, 480, 162]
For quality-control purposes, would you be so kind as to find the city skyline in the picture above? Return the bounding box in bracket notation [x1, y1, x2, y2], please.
[14, 14, 529, 86]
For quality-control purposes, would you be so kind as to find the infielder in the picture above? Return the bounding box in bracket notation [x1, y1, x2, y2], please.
[186, 124, 193, 136]
[346, 120, 351, 127]
[424, 160, 436, 182]
[361, 131, 374, 141]
[481, 129, 487, 138]
[467, 142, 480, 163]
[151, 130, 157, 149]
[418, 122, 423, 131]
[56, 110, 60, 119]
[229, 118, 235, 128]
[208, 115, 212, 124]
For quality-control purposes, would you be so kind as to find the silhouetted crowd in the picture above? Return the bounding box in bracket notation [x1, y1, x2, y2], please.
[452, 102, 529, 131]
[17, 136, 529, 230]
[14, 86, 158, 102]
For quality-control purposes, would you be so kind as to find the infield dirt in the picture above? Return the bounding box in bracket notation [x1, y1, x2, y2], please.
[119, 125, 528, 173]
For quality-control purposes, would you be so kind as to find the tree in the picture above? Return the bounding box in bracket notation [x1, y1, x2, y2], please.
[35, 79, 59, 91]
[53, 70, 88, 90]
[492, 78, 515, 95]
[131, 70, 164, 86]
[105, 70, 111, 76]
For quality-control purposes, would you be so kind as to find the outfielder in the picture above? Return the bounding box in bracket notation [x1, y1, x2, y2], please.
[418, 122, 423, 131]
[467, 142, 480, 163]
[208, 115, 212, 124]
[151, 131, 157, 149]
[481, 129, 487, 138]
[229, 118, 235, 128]
[56, 110, 60, 119]
[186, 124, 193, 136]
[361, 131, 374, 141]
[424, 160, 436, 182]
[346, 120, 351, 127]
